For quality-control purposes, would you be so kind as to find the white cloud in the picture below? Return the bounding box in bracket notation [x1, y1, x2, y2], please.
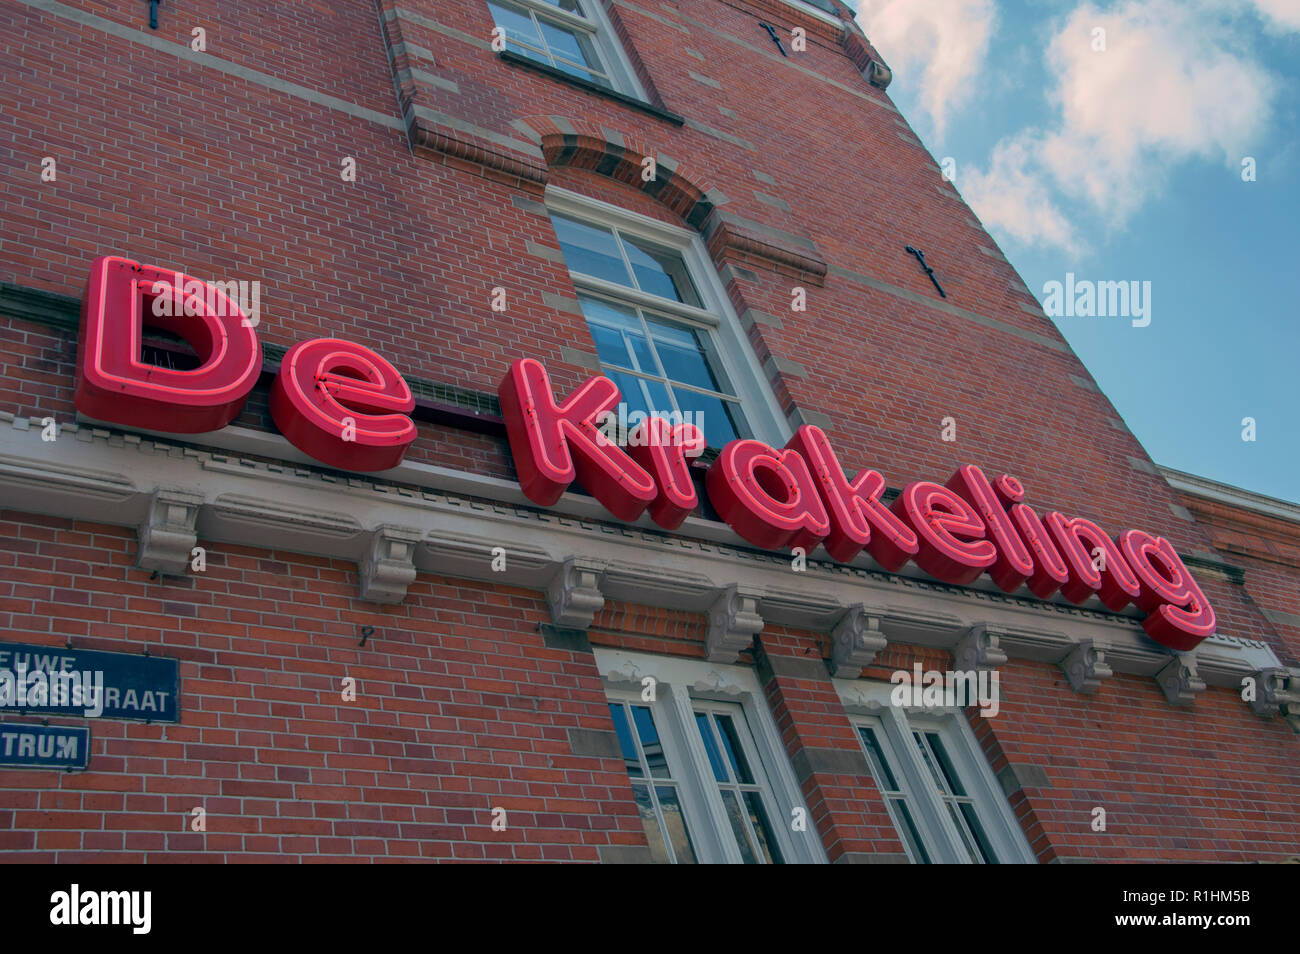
[960, 135, 1085, 255]
[852, 0, 997, 137]
[1038, 1, 1276, 219]
[1240, 0, 1300, 32]
[962, 0, 1279, 251]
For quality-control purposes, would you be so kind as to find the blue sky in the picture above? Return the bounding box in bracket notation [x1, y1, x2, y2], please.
[850, 0, 1299, 503]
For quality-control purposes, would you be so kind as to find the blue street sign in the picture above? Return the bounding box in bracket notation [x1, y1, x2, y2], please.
[0, 642, 180, 723]
[0, 722, 90, 770]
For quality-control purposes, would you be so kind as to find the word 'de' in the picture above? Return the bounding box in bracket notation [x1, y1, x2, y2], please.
[76, 256, 414, 471]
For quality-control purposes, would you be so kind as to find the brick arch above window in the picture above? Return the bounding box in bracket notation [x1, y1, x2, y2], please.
[516, 116, 828, 286]
[516, 116, 719, 228]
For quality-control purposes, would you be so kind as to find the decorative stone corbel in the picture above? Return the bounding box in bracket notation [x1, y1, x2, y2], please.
[359, 525, 421, 604]
[1286, 670, 1300, 734]
[546, 556, 606, 629]
[1247, 668, 1300, 731]
[954, 623, 1008, 673]
[1156, 654, 1206, 706]
[865, 60, 893, 89]
[828, 604, 887, 679]
[137, 488, 203, 575]
[706, 584, 764, 664]
[1060, 639, 1113, 694]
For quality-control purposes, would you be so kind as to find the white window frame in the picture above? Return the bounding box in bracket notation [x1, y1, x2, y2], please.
[490, 0, 649, 101]
[595, 647, 827, 864]
[834, 677, 1036, 864]
[544, 186, 791, 449]
[853, 716, 935, 863]
[778, 0, 845, 31]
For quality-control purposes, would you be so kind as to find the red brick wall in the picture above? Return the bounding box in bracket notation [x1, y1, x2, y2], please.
[2, 510, 1295, 861]
[1172, 492, 1300, 663]
[0, 512, 649, 861]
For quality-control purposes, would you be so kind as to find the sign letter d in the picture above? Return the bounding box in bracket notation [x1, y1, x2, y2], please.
[75, 256, 262, 433]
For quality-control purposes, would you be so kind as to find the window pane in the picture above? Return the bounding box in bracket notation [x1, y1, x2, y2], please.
[622, 235, 699, 305]
[694, 712, 729, 783]
[947, 802, 982, 863]
[958, 801, 998, 864]
[640, 377, 673, 418]
[631, 705, 670, 779]
[632, 783, 672, 864]
[588, 321, 634, 369]
[656, 786, 697, 864]
[913, 731, 950, 794]
[539, 21, 601, 70]
[720, 790, 758, 863]
[647, 321, 720, 391]
[605, 370, 650, 418]
[858, 727, 900, 793]
[670, 388, 740, 447]
[892, 797, 931, 864]
[579, 295, 640, 331]
[608, 703, 643, 779]
[644, 315, 697, 348]
[550, 56, 608, 87]
[552, 214, 630, 286]
[743, 791, 783, 864]
[487, 2, 543, 46]
[580, 297, 648, 371]
[535, 0, 584, 13]
[509, 43, 551, 67]
[926, 732, 968, 797]
[625, 333, 658, 375]
[714, 714, 754, 785]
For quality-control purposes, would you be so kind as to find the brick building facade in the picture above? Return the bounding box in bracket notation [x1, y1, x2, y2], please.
[0, 0, 1296, 863]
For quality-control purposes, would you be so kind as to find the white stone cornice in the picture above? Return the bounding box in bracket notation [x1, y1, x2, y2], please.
[0, 416, 1288, 713]
[202, 492, 365, 551]
[420, 530, 555, 589]
[756, 584, 845, 630]
[601, 559, 716, 609]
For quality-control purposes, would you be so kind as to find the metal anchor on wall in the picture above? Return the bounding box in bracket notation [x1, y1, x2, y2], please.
[905, 246, 947, 298]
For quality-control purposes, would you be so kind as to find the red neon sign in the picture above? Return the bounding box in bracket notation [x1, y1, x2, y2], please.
[269, 338, 415, 471]
[626, 418, 706, 530]
[75, 256, 416, 472]
[892, 480, 997, 586]
[75, 256, 262, 433]
[71, 259, 1215, 652]
[706, 439, 831, 552]
[497, 359, 1217, 651]
[498, 358, 658, 522]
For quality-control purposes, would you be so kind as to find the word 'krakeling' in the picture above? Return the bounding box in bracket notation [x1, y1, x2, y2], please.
[497, 359, 1215, 652]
